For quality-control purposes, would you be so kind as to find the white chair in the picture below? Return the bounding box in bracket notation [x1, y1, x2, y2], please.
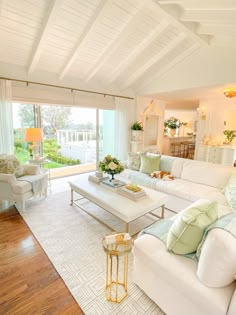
[0, 157, 48, 211]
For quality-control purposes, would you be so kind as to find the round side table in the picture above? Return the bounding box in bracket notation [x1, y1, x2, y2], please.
[103, 233, 133, 303]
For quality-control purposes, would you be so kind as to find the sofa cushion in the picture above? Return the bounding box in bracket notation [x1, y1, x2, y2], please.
[181, 159, 233, 189]
[166, 199, 218, 254]
[127, 152, 141, 171]
[155, 179, 228, 206]
[197, 229, 236, 287]
[139, 153, 161, 174]
[171, 158, 185, 178]
[224, 170, 236, 209]
[13, 180, 32, 194]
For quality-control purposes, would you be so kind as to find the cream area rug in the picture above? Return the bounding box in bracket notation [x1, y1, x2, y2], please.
[19, 190, 166, 315]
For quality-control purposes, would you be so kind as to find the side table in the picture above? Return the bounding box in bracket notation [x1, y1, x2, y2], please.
[102, 233, 133, 303]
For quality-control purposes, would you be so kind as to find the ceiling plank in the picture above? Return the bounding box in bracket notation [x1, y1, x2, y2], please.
[59, 0, 110, 80]
[85, 2, 145, 82]
[27, 0, 62, 74]
[121, 33, 186, 89]
[107, 19, 170, 85]
[0, 0, 3, 16]
[137, 42, 200, 92]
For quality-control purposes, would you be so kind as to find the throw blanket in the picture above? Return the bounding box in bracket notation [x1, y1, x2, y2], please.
[17, 173, 47, 195]
[140, 212, 236, 261]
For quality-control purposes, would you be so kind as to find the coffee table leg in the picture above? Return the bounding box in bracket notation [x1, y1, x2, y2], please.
[70, 189, 74, 206]
[161, 205, 165, 219]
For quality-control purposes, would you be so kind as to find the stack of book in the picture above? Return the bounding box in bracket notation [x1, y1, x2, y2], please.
[100, 179, 126, 190]
[118, 185, 147, 201]
[88, 173, 109, 184]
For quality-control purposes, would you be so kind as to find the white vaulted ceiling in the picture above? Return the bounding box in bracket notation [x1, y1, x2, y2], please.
[0, 0, 235, 97]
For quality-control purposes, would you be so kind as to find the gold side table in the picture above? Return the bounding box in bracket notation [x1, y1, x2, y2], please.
[103, 233, 133, 303]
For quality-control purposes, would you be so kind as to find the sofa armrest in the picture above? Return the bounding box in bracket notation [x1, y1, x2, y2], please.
[227, 284, 236, 315]
[0, 173, 16, 184]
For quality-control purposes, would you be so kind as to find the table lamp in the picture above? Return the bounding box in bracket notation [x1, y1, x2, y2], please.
[25, 128, 43, 159]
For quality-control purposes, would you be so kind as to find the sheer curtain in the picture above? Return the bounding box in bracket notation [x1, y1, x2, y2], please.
[114, 97, 135, 161]
[0, 79, 14, 154]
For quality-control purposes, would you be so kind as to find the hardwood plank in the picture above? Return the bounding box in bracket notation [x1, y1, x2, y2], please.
[0, 207, 83, 315]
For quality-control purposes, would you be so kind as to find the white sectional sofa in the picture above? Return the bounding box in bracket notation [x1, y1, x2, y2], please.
[121, 155, 236, 315]
[122, 155, 233, 216]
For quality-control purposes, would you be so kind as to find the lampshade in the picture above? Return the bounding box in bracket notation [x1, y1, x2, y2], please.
[25, 128, 43, 142]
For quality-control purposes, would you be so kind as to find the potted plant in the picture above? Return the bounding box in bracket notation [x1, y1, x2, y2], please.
[164, 117, 180, 136]
[131, 121, 144, 141]
[223, 130, 236, 144]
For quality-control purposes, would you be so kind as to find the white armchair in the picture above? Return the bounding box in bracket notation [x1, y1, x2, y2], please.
[0, 156, 48, 211]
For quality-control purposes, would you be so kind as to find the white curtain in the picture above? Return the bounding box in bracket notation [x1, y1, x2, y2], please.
[114, 97, 135, 161]
[0, 79, 14, 154]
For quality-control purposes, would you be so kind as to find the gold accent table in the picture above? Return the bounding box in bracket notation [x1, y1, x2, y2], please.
[103, 234, 133, 303]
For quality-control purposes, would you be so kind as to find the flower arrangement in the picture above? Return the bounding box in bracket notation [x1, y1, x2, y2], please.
[164, 117, 180, 129]
[99, 155, 124, 179]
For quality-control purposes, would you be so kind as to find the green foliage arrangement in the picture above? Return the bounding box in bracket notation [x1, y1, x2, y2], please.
[223, 130, 236, 143]
[99, 155, 124, 175]
[164, 117, 180, 129]
[131, 121, 143, 130]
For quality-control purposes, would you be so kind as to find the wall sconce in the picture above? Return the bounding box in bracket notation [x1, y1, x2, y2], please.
[197, 106, 206, 120]
[224, 88, 236, 98]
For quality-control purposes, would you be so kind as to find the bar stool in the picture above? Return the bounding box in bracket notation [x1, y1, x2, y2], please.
[180, 142, 189, 158]
[171, 143, 181, 157]
[188, 143, 195, 159]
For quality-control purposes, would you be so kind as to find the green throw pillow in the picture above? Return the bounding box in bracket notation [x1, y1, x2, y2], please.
[166, 199, 218, 255]
[139, 153, 161, 174]
[224, 170, 236, 209]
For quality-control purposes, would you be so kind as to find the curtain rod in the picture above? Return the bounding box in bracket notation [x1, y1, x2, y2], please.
[0, 76, 134, 100]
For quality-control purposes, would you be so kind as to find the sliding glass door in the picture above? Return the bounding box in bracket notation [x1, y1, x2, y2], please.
[13, 102, 116, 174]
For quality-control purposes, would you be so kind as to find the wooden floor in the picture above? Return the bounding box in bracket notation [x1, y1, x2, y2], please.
[0, 207, 84, 315]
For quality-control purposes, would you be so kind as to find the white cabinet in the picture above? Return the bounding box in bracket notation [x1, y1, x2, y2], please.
[196, 144, 236, 166]
[207, 147, 222, 164]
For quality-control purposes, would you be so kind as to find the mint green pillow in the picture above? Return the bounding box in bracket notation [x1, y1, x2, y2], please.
[224, 170, 236, 209]
[139, 153, 161, 174]
[166, 199, 218, 255]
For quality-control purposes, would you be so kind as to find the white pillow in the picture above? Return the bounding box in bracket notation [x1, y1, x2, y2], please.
[197, 229, 236, 287]
[23, 165, 40, 175]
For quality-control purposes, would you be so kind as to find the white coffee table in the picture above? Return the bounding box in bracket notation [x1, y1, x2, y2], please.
[69, 173, 167, 234]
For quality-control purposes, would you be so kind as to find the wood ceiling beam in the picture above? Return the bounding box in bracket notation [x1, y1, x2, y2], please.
[158, 0, 236, 10]
[152, 0, 211, 44]
[59, 0, 109, 80]
[28, 0, 62, 74]
[181, 9, 236, 23]
[121, 33, 186, 89]
[85, 2, 145, 82]
[107, 19, 170, 85]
